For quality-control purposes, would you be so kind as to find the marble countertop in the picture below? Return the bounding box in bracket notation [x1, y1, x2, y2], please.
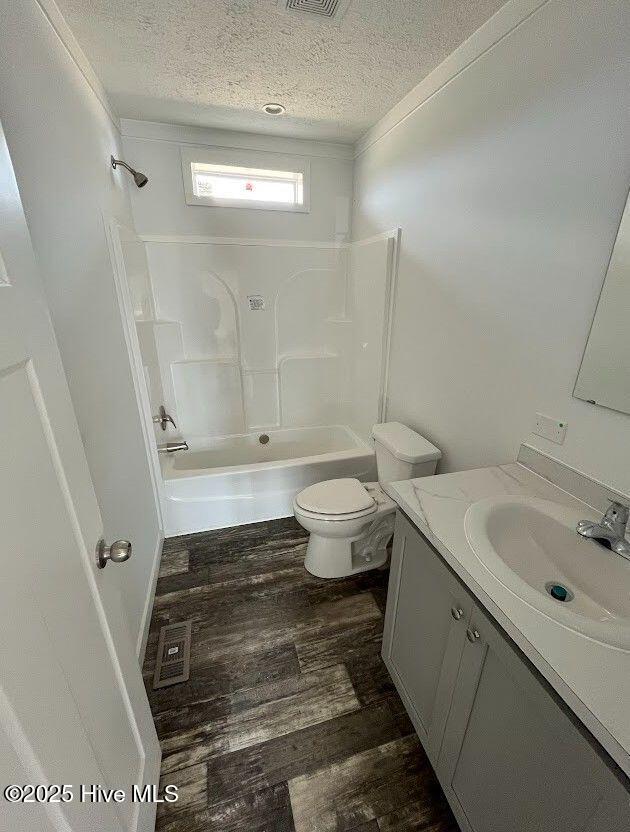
[386, 463, 630, 778]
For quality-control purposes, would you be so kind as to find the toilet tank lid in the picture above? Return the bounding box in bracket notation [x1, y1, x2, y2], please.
[372, 422, 441, 464]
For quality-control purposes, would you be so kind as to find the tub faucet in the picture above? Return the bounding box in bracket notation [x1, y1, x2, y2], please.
[157, 441, 189, 454]
[576, 500, 630, 560]
[153, 406, 176, 431]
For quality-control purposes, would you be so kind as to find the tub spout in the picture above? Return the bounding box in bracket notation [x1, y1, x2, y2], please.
[157, 441, 189, 454]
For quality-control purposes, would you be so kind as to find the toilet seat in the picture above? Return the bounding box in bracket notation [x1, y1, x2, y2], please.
[295, 503, 378, 522]
[295, 478, 377, 521]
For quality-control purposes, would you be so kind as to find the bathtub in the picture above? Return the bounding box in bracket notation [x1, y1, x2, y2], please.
[160, 424, 376, 536]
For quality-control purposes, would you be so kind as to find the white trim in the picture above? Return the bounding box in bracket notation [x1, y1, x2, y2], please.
[137, 532, 164, 662]
[354, 0, 550, 158]
[349, 229, 400, 247]
[104, 216, 167, 664]
[346, 229, 400, 425]
[33, 0, 120, 130]
[103, 216, 165, 533]
[378, 228, 402, 422]
[139, 231, 400, 250]
[121, 118, 354, 161]
[140, 233, 346, 249]
[136, 741, 161, 832]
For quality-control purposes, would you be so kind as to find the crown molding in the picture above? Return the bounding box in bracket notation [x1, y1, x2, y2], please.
[120, 119, 354, 161]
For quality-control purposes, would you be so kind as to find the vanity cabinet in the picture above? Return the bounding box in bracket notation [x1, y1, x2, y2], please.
[382, 510, 474, 759]
[383, 511, 630, 832]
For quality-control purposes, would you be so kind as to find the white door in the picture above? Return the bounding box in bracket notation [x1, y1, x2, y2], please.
[0, 121, 160, 831]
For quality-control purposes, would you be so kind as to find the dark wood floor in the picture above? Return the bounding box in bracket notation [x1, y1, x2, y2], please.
[143, 516, 459, 832]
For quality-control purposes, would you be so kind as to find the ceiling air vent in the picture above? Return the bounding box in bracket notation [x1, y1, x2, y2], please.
[279, 0, 351, 21]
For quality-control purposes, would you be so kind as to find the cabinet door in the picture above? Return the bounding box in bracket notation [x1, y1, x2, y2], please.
[437, 604, 629, 832]
[382, 511, 474, 761]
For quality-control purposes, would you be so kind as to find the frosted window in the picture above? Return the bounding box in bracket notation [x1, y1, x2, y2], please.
[190, 162, 304, 208]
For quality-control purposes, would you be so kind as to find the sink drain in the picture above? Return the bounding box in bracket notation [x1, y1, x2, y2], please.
[545, 582, 574, 603]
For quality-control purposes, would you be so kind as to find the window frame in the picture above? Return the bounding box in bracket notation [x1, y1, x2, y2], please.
[180, 146, 310, 213]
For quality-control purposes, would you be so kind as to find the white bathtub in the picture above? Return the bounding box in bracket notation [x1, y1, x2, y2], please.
[160, 425, 376, 536]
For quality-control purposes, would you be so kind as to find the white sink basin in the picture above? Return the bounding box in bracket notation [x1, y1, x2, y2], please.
[464, 496, 630, 649]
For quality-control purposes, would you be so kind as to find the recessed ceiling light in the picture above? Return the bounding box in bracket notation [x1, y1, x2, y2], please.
[262, 103, 286, 115]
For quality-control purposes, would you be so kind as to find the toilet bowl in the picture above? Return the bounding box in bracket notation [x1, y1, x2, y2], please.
[294, 423, 441, 579]
[294, 479, 396, 578]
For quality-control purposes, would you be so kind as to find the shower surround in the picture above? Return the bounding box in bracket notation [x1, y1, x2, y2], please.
[129, 233, 396, 533]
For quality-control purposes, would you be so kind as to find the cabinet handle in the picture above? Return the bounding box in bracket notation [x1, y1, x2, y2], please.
[451, 606, 464, 621]
[466, 627, 480, 643]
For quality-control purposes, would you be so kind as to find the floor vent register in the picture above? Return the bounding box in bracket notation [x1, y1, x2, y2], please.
[152, 620, 192, 689]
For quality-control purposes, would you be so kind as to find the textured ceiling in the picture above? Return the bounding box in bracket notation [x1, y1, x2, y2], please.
[56, 0, 506, 143]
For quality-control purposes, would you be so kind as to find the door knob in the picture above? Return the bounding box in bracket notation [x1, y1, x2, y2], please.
[96, 538, 132, 569]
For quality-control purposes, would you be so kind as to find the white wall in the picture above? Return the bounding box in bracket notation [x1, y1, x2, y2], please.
[352, 0, 630, 496]
[0, 0, 161, 653]
[121, 120, 354, 242]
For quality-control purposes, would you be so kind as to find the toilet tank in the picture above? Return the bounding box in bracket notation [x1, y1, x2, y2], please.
[372, 422, 441, 484]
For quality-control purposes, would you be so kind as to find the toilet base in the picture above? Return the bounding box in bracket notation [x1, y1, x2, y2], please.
[303, 510, 395, 579]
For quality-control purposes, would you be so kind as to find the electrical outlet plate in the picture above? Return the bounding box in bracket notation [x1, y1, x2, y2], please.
[534, 413, 567, 445]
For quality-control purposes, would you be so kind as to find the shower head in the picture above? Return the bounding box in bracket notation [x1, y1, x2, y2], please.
[111, 155, 148, 188]
[132, 170, 148, 188]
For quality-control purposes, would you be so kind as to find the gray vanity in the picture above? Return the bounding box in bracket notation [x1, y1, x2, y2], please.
[382, 456, 630, 832]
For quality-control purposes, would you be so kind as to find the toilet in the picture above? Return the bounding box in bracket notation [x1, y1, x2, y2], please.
[293, 422, 441, 578]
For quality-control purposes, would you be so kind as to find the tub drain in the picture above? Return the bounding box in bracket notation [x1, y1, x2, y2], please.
[259, 434, 270, 444]
[545, 582, 574, 603]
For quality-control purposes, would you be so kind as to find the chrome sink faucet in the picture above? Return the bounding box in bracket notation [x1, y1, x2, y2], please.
[577, 500, 630, 561]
